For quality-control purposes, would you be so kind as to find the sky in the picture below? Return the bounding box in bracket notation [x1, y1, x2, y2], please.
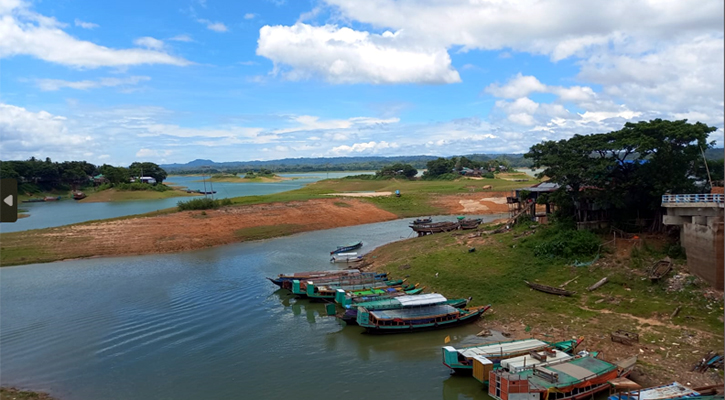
[0, 0, 723, 166]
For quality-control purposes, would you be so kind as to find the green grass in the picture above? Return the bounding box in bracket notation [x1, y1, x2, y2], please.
[234, 224, 306, 241]
[369, 225, 724, 336]
[0, 387, 55, 400]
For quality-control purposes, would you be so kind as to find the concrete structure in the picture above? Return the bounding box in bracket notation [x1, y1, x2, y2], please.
[662, 194, 724, 290]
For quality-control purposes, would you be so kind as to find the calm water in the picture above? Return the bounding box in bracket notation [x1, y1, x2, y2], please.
[2, 172, 372, 233]
[1, 216, 505, 400]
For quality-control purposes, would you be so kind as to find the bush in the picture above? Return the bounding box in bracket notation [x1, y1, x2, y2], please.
[524, 227, 600, 259]
[421, 172, 459, 181]
[114, 182, 171, 192]
[177, 197, 232, 211]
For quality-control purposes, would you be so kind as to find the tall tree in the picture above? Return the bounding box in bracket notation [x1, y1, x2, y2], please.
[128, 162, 167, 184]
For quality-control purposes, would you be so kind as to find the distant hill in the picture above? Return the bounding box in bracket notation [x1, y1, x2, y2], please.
[705, 148, 724, 160]
[160, 154, 534, 173]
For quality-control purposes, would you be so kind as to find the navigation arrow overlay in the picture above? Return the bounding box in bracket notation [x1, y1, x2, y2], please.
[1, 178, 18, 223]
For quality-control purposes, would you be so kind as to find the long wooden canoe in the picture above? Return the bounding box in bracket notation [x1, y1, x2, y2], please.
[648, 256, 672, 282]
[524, 280, 576, 296]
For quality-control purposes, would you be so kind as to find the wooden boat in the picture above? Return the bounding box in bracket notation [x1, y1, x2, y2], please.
[72, 191, 86, 200]
[336, 286, 426, 305]
[339, 294, 470, 325]
[290, 274, 391, 295]
[649, 257, 673, 282]
[487, 354, 638, 400]
[330, 253, 363, 263]
[607, 381, 708, 400]
[267, 269, 370, 289]
[443, 337, 583, 375]
[412, 217, 433, 224]
[458, 218, 483, 230]
[410, 221, 459, 236]
[356, 304, 491, 334]
[21, 198, 45, 203]
[44, 196, 61, 201]
[302, 279, 411, 300]
[525, 280, 576, 296]
[330, 241, 363, 255]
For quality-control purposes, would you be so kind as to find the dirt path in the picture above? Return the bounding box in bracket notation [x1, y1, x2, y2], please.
[431, 192, 511, 214]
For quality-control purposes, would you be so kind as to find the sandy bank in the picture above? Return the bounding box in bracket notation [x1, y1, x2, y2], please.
[325, 192, 393, 197]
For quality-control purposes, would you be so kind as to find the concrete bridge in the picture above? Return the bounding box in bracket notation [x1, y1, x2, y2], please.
[662, 194, 724, 290]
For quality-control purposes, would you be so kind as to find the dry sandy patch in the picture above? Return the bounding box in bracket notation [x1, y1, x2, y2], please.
[325, 192, 393, 197]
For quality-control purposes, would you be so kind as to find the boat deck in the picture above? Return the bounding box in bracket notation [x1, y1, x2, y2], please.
[457, 339, 549, 358]
[608, 382, 699, 400]
[507, 356, 615, 387]
[370, 304, 458, 319]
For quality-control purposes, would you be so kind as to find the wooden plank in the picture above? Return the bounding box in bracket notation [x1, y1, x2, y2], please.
[587, 277, 609, 291]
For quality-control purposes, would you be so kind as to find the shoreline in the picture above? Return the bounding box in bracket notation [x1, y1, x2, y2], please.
[0, 192, 512, 267]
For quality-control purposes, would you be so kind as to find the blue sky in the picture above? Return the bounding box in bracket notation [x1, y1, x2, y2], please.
[1, 0, 723, 166]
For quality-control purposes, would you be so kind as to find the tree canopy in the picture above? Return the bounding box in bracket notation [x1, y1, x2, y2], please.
[376, 163, 418, 179]
[525, 119, 717, 225]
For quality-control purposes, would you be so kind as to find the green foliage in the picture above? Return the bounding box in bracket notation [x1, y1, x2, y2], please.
[129, 162, 167, 184]
[523, 226, 601, 259]
[526, 119, 717, 225]
[376, 163, 418, 179]
[666, 244, 687, 260]
[423, 157, 455, 178]
[177, 197, 232, 211]
[114, 182, 172, 192]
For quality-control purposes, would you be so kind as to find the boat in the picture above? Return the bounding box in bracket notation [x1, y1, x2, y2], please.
[525, 280, 576, 296]
[330, 253, 363, 263]
[356, 304, 491, 334]
[648, 257, 673, 282]
[339, 293, 470, 325]
[267, 269, 373, 289]
[442, 337, 583, 374]
[486, 354, 637, 400]
[44, 196, 61, 201]
[410, 221, 460, 236]
[21, 198, 45, 203]
[289, 273, 390, 295]
[336, 286, 426, 305]
[412, 217, 433, 224]
[330, 241, 363, 255]
[72, 191, 86, 200]
[608, 381, 712, 400]
[301, 279, 413, 300]
[458, 218, 483, 230]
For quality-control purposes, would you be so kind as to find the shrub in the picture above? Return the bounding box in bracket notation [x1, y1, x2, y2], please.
[524, 227, 600, 259]
[177, 197, 232, 211]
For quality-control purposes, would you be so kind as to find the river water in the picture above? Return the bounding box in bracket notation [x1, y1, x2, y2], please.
[2, 172, 371, 233]
[1, 215, 506, 400]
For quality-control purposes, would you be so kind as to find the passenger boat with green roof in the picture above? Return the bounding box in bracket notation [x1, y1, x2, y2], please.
[356, 304, 491, 334]
[339, 293, 470, 325]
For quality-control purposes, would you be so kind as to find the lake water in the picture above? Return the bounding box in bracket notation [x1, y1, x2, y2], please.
[0, 216, 506, 400]
[2, 172, 372, 233]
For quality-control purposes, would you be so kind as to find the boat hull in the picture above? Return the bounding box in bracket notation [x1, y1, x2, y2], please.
[359, 305, 490, 334]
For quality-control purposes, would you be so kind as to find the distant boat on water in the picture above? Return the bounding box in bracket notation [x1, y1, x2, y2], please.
[330, 241, 363, 255]
[72, 191, 86, 200]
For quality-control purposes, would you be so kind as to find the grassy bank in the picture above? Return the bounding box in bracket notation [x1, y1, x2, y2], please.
[0, 387, 56, 400]
[362, 223, 724, 384]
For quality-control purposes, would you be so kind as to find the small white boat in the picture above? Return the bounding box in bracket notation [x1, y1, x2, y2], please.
[330, 253, 363, 263]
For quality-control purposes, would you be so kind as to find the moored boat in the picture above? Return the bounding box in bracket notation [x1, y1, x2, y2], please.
[339, 293, 470, 325]
[442, 337, 583, 374]
[302, 279, 412, 300]
[486, 354, 637, 400]
[72, 191, 87, 200]
[289, 274, 391, 295]
[410, 221, 459, 236]
[330, 253, 363, 263]
[356, 304, 491, 334]
[607, 381, 709, 400]
[44, 196, 61, 201]
[330, 241, 363, 255]
[267, 269, 369, 289]
[458, 218, 483, 230]
[412, 217, 433, 224]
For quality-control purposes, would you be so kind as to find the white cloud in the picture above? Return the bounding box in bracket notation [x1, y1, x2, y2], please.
[136, 148, 172, 158]
[272, 115, 399, 134]
[238, 60, 257, 66]
[133, 36, 164, 50]
[36, 76, 151, 91]
[198, 19, 228, 32]
[0, 103, 95, 160]
[257, 23, 460, 84]
[0, 2, 190, 68]
[169, 34, 193, 42]
[321, 0, 722, 59]
[74, 18, 98, 29]
[244, 13, 255, 20]
[331, 141, 399, 155]
[485, 74, 547, 99]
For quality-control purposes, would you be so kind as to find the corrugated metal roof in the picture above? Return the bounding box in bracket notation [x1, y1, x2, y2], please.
[396, 293, 447, 307]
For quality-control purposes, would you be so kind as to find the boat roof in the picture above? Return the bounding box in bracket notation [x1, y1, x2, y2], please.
[520, 356, 616, 388]
[501, 350, 572, 373]
[370, 304, 458, 319]
[607, 382, 699, 400]
[396, 293, 447, 307]
[456, 338, 549, 358]
[335, 253, 358, 256]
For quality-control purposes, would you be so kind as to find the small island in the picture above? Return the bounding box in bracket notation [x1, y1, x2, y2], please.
[194, 169, 289, 183]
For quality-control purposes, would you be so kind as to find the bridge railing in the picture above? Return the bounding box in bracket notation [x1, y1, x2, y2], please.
[662, 194, 724, 204]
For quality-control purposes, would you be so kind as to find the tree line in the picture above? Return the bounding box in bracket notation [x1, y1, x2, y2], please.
[0, 158, 168, 192]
